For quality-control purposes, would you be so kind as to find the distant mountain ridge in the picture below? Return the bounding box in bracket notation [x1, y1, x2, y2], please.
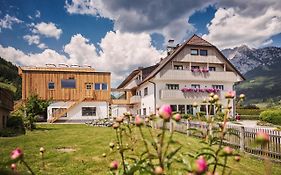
[222, 45, 281, 104]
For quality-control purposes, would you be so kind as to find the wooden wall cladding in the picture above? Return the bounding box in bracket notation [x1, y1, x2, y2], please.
[21, 70, 111, 101]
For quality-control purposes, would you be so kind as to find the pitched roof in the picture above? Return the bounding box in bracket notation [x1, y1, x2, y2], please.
[140, 34, 245, 85]
[117, 64, 158, 89]
[186, 34, 213, 46]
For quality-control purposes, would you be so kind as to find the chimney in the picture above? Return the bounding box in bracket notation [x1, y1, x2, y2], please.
[167, 39, 175, 55]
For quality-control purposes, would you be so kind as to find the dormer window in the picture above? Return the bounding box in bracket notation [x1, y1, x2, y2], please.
[200, 50, 208, 56]
[191, 49, 198, 55]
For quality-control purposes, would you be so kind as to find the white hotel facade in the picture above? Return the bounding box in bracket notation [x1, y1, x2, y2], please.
[112, 35, 245, 117]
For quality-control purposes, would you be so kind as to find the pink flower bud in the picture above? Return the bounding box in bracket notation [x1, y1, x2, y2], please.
[10, 148, 23, 160]
[135, 115, 143, 126]
[112, 122, 120, 129]
[234, 155, 241, 162]
[154, 166, 164, 175]
[225, 91, 235, 99]
[10, 163, 16, 171]
[173, 113, 181, 122]
[194, 156, 208, 174]
[116, 116, 124, 123]
[158, 105, 172, 120]
[109, 160, 118, 170]
[223, 146, 233, 155]
[256, 132, 269, 145]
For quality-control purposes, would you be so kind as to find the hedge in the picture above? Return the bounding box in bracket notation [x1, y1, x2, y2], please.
[259, 110, 281, 125]
[236, 108, 263, 115]
[240, 115, 260, 120]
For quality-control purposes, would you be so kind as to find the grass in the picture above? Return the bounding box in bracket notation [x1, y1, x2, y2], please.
[1, 124, 281, 175]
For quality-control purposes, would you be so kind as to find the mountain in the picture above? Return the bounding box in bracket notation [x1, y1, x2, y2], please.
[0, 57, 21, 100]
[222, 46, 281, 104]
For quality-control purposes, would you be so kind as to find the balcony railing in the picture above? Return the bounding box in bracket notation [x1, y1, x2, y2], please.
[159, 70, 241, 82]
[160, 89, 229, 102]
[130, 95, 141, 104]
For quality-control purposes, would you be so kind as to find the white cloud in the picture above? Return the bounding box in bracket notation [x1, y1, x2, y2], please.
[0, 31, 164, 86]
[35, 10, 41, 18]
[0, 45, 66, 66]
[23, 35, 40, 45]
[202, 1, 281, 49]
[64, 33, 98, 65]
[65, 0, 214, 43]
[32, 22, 62, 39]
[38, 43, 48, 49]
[0, 14, 22, 31]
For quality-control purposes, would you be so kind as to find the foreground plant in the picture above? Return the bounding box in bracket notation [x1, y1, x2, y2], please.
[10, 148, 35, 175]
[108, 92, 249, 174]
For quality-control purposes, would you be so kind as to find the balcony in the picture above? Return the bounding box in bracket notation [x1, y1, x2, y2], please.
[130, 95, 141, 104]
[159, 70, 241, 82]
[125, 79, 141, 89]
[160, 89, 228, 103]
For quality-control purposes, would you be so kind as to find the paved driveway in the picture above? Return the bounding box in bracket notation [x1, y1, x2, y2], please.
[228, 120, 277, 129]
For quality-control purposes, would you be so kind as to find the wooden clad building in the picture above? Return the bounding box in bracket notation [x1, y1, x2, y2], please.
[19, 66, 111, 123]
[19, 66, 111, 101]
[0, 87, 14, 129]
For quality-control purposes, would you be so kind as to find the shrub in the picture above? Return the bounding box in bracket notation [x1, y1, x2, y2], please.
[0, 116, 25, 137]
[260, 110, 281, 125]
[240, 115, 260, 120]
[236, 108, 263, 115]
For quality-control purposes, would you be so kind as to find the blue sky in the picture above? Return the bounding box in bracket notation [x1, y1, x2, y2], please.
[1, 0, 281, 86]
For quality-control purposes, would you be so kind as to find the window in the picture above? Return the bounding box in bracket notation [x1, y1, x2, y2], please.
[139, 90, 142, 97]
[191, 66, 200, 71]
[186, 105, 193, 114]
[200, 105, 214, 115]
[85, 83, 92, 90]
[191, 84, 200, 89]
[82, 107, 96, 116]
[209, 67, 216, 71]
[212, 85, 224, 90]
[174, 65, 183, 70]
[95, 83, 101, 90]
[171, 105, 177, 112]
[178, 105, 185, 114]
[61, 79, 76, 88]
[144, 87, 148, 96]
[143, 108, 146, 115]
[200, 49, 208, 56]
[102, 83, 108, 90]
[166, 84, 179, 90]
[191, 49, 198, 55]
[48, 82, 55, 89]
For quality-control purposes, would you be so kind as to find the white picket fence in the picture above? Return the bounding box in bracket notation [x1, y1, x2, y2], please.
[153, 120, 281, 161]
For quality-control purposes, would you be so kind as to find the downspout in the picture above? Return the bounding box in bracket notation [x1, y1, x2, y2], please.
[148, 80, 157, 114]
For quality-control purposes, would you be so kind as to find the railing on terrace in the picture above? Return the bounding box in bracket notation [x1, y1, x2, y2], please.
[159, 69, 240, 82]
[153, 120, 281, 161]
[130, 95, 141, 104]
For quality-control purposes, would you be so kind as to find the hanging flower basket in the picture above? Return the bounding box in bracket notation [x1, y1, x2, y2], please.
[181, 88, 220, 93]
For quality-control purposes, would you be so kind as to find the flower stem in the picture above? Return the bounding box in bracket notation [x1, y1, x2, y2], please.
[21, 159, 35, 175]
[158, 120, 166, 169]
[222, 156, 228, 175]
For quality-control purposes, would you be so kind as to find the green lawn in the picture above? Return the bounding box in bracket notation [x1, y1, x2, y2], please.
[0, 124, 280, 175]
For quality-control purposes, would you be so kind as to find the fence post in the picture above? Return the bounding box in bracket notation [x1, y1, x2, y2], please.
[239, 126, 245, 152]
[186, 120, 190, 136]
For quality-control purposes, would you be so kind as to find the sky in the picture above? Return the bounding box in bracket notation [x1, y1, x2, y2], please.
[1, 0, 281, 87]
